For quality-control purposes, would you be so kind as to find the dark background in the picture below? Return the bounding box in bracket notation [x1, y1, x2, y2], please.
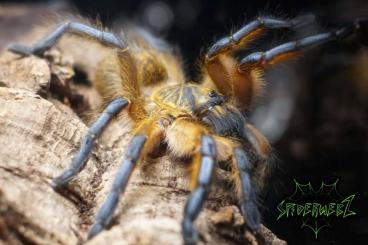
[1, 0, 367, 244]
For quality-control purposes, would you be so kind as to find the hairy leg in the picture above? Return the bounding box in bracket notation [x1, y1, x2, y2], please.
[213, 134, 265, 232]
[87, 134, 147, 239]
[240, 18, 368, 67]
[203, 18, 364, 110]
[206, 15, 315, 59]
[87, 117, 163, 239]
[240, 27, 353, 68]
[242, 124, 271, 190]
[51, 98, 129, 189]
[182, 135, 217, 245]
[8, 22, 126, 56]
[232, 147, 261, 231]
[203, 15, 314, 108]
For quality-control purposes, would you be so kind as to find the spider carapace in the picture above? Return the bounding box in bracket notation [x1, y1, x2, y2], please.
[153, 84, 217, 116]
[153, 84, 228, 122]
[8, 15, 364, 245]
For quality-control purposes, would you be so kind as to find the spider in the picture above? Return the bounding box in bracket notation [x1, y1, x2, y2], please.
[7, 15, 363, 245]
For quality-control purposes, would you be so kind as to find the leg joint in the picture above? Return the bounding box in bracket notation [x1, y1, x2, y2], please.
[126, 135, 147, 161]
[197, 156, 215, 186]
[105, 98, 129, 115]
[200, 135, 216, 157]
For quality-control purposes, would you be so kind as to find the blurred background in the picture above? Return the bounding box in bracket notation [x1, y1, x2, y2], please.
[0, 0, 367, 244]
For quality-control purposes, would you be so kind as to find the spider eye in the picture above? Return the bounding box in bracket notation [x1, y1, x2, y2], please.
[208, 90, 217, 97]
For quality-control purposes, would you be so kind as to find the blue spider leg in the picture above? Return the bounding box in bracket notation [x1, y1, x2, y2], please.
[87, 134, 147, 239]
[51, 98, 129, 190]
[8, 22, 127, 56]
[206, 15, 315, 59]
[234, 148, 261, 231]
[182, 135, 217, 245]
[240, 26, 353, 66]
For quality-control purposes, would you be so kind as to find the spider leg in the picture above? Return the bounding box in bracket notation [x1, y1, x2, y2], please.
[206, 15, 315, 59]
[212, 134, 266, 232]
[87, 117, 163, 239]
[8, 22, 126, 56]
[87, 134, 147, 239]
[243, 124, 272, 189]
[203, 15, 314, 109]
[242, 124, 271, 159]
[182, 135, 217, 245]
[240, 26, 354, 68]
[51, 98, 129, 190]
[233, 147, 261, 231]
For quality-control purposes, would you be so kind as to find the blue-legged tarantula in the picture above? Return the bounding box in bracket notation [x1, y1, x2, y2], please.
[8, 15, 362, 245]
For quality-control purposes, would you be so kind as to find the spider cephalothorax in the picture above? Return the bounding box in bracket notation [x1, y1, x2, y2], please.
[8, 15, 364, 245]
[153, 84, 245, 137]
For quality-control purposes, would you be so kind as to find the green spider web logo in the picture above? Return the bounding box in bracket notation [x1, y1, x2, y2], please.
[276, 179, 356, 239]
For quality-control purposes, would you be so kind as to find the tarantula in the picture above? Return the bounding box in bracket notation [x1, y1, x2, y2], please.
[8, 15, 362, 245]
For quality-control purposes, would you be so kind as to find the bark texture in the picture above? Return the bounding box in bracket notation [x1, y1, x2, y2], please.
[0, 4, 287, 245]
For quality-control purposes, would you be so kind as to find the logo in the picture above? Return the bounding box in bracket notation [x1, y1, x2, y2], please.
[276, 179, 356, 238]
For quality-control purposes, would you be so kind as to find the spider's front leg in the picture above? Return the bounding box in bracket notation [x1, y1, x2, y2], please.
[51, 26, 147, 188]
[87, 134, 147, 238]
[240, 26, 354, 68]
[232, 147, 261, 231]
[203, 17, 365, 111]
[242, 124, 272, 190]
[204, 15, 314, 110]
[234, 123, 273, 230]
[214, 129, 270, 233]
[8, 22, 126, 56]
[206, 15, 315, 59]
[163, 118, 218, 244]
[182, 135, 217, 245]
[87, 118, 163, 239]
[51, 97, 129, 189]
[240, 18, 368, 67]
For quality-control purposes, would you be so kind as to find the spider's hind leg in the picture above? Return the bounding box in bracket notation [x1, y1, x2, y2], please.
[8, 22, 126, 56]
[51, 97, 129, 189]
